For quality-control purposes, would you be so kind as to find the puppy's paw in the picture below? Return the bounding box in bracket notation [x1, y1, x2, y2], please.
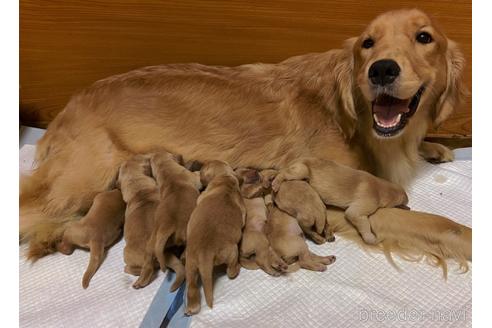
[420, 142, 454, 164]
[361, 232, 378, 245]
[185, 303, 201, 316]
[308, 232, 326, 245]
[270, 176, 283, 193]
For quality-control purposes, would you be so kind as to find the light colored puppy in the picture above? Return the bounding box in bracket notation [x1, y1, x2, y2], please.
[266, 205, 336, 272]
[118, 154, 160, 276]
[272, 157, 408, 244]
[185, 160, 246, 315]
[134, 151, 201, 290]
[273, 180, 334, 244]
[234, 168, 287, 276]
[57, 189, 126, 288]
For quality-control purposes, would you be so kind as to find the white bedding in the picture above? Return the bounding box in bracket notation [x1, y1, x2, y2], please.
[19, 135, 472, 328]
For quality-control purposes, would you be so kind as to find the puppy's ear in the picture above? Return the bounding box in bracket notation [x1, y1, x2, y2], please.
[433, 40, 468, 127]
[174, 154, 184, 165]
[185, 160, 204, 172]
[332, 37, 357, 140]
[235, 168, 260, 185]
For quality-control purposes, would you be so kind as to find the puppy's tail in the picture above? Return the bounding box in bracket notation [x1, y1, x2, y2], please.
[198, 253, 215, 309]
[82, 240, 105, 289]
[154, 227, 174, 271]
[326, 207, 471, 276]
[166, 253, 185, 292]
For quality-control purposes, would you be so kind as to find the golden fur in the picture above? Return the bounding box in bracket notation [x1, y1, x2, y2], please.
[133, 151, 202, 290]
[185, 161, 246, 315]
[272, 157, 408, 244]
[239, 197, 288, 276]
[118, 155, 160, 276]
[327, 206, 471, 276]
[56, 189, 125, 288]
[20, 9, 470, 266]
[265, 205, 336, 272]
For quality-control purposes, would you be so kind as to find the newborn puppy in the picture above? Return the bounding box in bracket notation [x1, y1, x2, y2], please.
[185, 160, 246, 315]
[134, 151, 201, 290]
[240, 197, 288, 276]
[273, 180, 333, 244]
[235, 168, 287, 276]
[118, 154, 160, 276]
[265, 205, 336, 272]
[57, 189, 126, 289]
[272, 157, 408, 244]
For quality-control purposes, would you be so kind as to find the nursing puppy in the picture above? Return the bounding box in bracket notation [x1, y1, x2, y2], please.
[266, 205, 336, 272]
[273, 180, 333, 244]
[272, 157, 408, 244]
[57, 189, 125, 289]
[235, 168, 287, 275]
[118, 154, 160, 276]
[134, 151, 201, 290]
[185, 160, 246, 315]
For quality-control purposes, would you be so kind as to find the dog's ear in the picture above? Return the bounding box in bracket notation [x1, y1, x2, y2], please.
[332, 37, 357, 140]
[433, 40, 468, 127]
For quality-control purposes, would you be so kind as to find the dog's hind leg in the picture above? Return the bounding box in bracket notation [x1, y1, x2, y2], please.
[225, 246, 240, 279]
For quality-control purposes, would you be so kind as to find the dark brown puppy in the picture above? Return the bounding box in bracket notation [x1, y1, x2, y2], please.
[57, 189, 125, 289]
[185, 160, 246, 315]
[118, 155, 160, 276]
[272, 157, 408, 244]
[134, 151, 201, 290]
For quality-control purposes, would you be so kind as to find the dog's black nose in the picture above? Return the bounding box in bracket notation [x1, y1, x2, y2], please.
[368, 59, 400, 86]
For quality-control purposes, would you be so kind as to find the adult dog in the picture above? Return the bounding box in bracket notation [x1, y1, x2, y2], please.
[20, 9, 470, 263]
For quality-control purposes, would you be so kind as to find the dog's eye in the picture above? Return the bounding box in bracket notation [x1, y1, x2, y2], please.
[416, 32, 433, 44]
[362, 38, 374, 49]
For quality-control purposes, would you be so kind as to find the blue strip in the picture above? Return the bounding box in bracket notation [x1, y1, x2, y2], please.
[140, 272, 182, 328]
[167, 287, 191, 328]
[453, 147, 472, 161]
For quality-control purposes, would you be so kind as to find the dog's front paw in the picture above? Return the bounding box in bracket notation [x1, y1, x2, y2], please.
[419, 141, 454, 164]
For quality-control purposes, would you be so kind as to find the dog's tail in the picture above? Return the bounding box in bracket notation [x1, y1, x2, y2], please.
[166, 253, 185, 292]
[154, 225, 175, 271]
[198, 252, 215, 309]
[82, 240, 105, 289]
[326, 207, 471, 276]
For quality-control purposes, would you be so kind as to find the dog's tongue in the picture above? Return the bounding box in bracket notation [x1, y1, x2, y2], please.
[373, 95, 409, 124]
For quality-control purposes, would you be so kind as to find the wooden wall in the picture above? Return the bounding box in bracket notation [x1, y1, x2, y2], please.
[20, 0, 471, 138]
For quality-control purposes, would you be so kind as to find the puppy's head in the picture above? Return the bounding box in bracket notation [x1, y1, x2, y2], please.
[235, 168, 262, 198]
[337, 9, 466, 139]
[200, 160, 236, 186]
[118, 155, 151, 186]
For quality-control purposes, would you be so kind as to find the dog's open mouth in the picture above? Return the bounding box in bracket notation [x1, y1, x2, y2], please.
[372, 86, 424, 137]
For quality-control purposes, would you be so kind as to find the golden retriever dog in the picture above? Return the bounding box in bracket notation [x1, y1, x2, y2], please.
[56, 189, 125, 289]
[185, 160, 246, 315]
[271, 157, 408, 244]
[20, 9, 470, 267]
[117, 155, 160, 276]
[266, 205, 336, 272]
[133, 151, 202, 290]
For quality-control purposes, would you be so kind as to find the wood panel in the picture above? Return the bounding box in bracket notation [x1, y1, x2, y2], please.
[20, 0, 471, 137]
